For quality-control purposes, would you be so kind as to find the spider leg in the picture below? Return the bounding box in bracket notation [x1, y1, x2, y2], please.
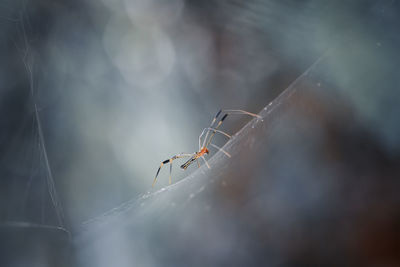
[201, 112, 228, 148]
[199, 127, 231, 149]
[204, 128, 231, 138]
[201, 109, 261, 149]
[169, 163, 172, 185]
[209, 143, 231, 158]
[196, 159, 200, 168]
[152, 153, 194, 187]
[201, 156, 210, 169]
[221, 109, 262, 119]
[199, 110, 222, 149]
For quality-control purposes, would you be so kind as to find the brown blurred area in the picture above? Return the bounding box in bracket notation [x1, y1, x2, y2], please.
[212, 74, 400, 266]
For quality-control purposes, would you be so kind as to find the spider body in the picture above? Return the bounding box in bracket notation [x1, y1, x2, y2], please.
[180, 147, 209, 170]
[199, 147, 210, 155]
[152, 109, 261, 187]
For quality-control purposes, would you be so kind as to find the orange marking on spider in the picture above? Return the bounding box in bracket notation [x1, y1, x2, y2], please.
[152, 109, 262, 187]
[199, 147, 209, 156]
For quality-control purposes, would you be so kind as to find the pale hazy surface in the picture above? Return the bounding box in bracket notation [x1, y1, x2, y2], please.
[1, 0, 400, 266]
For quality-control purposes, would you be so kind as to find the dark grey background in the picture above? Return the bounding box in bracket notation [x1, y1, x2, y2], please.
[1, 0, 399, 266]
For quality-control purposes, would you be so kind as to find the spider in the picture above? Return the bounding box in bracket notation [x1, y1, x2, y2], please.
[152, 109, 262, 186]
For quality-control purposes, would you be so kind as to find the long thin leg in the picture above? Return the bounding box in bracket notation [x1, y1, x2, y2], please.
[196, 159, 200, 168]
[172, 153, 194, 160]
[203, 122, 228, 149]
[209, 143, 231, 158]
[201, 111, 227, 149]
[201, 156, 210, 169]
[221, 109, 262, 119]
[153, 159, 169, 187]
[152, 153, 194, 187]
[199, 127, 231, 149]
[204, 128, 231, 138]
[202, 114, 229, 148]
[169, 163, 172, 185]
[202, 109, 261, 149]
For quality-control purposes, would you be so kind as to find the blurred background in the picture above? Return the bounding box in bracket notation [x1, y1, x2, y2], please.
[1, 0, 400, 266]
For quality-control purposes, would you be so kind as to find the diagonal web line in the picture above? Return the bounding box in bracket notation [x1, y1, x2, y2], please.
[19, 11, 66, 229]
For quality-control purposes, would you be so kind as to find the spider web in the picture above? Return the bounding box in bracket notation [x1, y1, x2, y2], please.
[0, 1, 66, 230]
